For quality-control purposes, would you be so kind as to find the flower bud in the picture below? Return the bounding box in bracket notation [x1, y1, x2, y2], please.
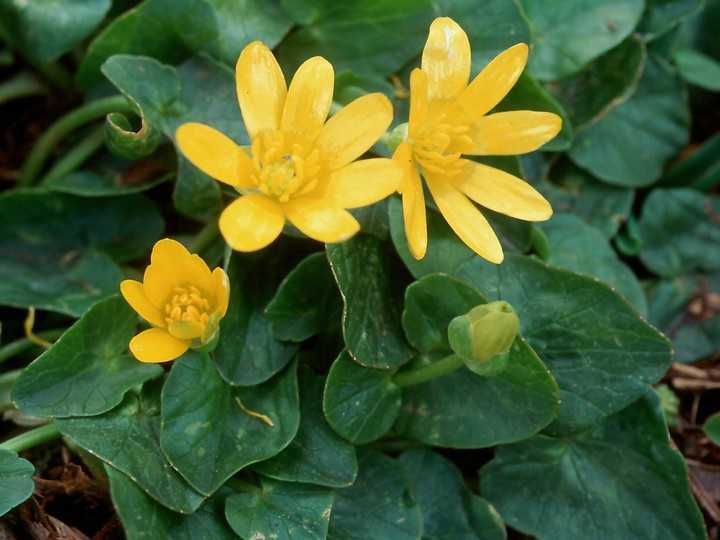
[447, 301, 519, 376]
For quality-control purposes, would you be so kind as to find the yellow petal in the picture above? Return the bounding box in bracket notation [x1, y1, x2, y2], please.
[175, 123, 255, 188]
[120, 279, 166, 328]
[317, 158, 402, 209]
[466, 111, 562, 155]
[219, 194, 285, 251]
[452, 43, 528, 121]
[168, 319, 205, 340]
[144, 239, 213, 306]
[129, 328, 189, 363]
[211, 267, 230, 317]
[422, 17, 471, 106]
[281, 56, 334, 148]
[283, 198, 360, 243]
[453, 160, 552, 221]
[236, 41, 287, 139]
[402, 168, 428, 260]
[315, 93, 393, 169]
[425, 173, 503, 263]
[408, 68, 429, 136]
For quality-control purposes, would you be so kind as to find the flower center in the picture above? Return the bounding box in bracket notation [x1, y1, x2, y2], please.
[251, 131, 321, 202]
[411, 122, 473, 175]
[165, 285, 211, 328]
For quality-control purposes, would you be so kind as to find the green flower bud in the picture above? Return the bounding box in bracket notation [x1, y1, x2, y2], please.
[447, 301, 519, 377]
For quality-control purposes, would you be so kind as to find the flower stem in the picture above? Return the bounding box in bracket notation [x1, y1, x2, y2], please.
[0, 422, 61, 453]
[189, 219, 221, 257]
[0, 328, 66, 366]
[0, 71, 49, 105]
[391, 354, 465, 388]
[40, 125, 106, 185]
[18, 95, 134, 187]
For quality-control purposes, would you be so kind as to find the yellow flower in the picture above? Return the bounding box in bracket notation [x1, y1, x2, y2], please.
[394, 17, 561, 262]
[120, 238, 230, 363]
[176, 41, 402, 251]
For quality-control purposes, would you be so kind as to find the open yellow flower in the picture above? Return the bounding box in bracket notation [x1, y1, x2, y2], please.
[176, 41, 402, 251]
[394, 17, 561, 262]
[120, 238, 230, 363]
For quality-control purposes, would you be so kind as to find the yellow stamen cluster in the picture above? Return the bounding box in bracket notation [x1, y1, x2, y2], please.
[411, 122, 473, 175]
[251, 131, 321, 202]
[165, 285, 211, 327]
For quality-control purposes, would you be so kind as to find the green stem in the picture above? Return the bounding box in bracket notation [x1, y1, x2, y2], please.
[0, 71, 49, 105]
[391, 354, 465, 388]
[189, 219, 221, 257]
[0, 328, 65, 365]
[40, 125, 106, 185]
[18, 95, 134, 187]
[32, 60, 73, 93]
[0, 422, 61, 453]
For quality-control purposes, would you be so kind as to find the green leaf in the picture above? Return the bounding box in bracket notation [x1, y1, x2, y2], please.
[76, 0, 218, 88]
[703, 412, 720, 446]
[638, 188, 720, 277]
[0, 190, 162, 316]
[533, 159, 634, 239]
[569, 54, 690, 187]
[548, 36, 645, 129]
[645, 274, 720, 363]
[213, 251, 299, 385]
[160, 353, 299, 495]
[540, 214, 647, 315]
[102, 54, 245, 218]
[276, 0, 434, 78]
[107, 466, 235, 539]
[659, 133, 720, 190]
[328, 449, 422, 540]
[394, 274, 559, 447]
[399, 449, 505, 540]
[639, 0, 705, 40]
[496, 73, 572, 152]
[327, 234, 414, 369]
[674, 47, 720, 91]
[13, 295, 163, 418]
[56, 387, 205, 514]
[44, 160, 170, 196]
[520, 0, 645, 80]
[481, 390, 706, 540]
[439, 0, 532, 73]
[0, 449, 35, 517]
[0, 0, 110, 63]
[265, 252, 343, 342]
[323, 350, 401, 444]
[252, 366, 357, 488]
[225, 478, 333, 540]
[455, 255, 672, 433]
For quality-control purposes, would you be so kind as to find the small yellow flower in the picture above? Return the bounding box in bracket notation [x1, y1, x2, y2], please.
[395, 17, 562, 262]
[176, 41, 402, 251]
[120, 239, 230, 363]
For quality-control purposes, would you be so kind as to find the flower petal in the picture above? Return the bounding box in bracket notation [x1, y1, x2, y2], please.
[422, 17, 471, 106]
[129, 328, 189, 363]
[393, 141, 427, 259]
[168, 319, 205, 340]
[281, 56, 334, 149]
[466, 111, 562, 155]
[453, 160, 552, 221]
[315, 158, 402, 209]
[283, 198, 360, 243]
[315, 93, 392, 169]
[120, 279, 166, 328]
[425, 173, 503, 263]
[219, 194, 285, 252]
[211, 267, 230, 317]
[408, 68, 429, 136]
[451, 43, 528, 121]
[143, 239, 213, 305]
[175, 123, 255, 188]
[236, 41, 287, 139]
